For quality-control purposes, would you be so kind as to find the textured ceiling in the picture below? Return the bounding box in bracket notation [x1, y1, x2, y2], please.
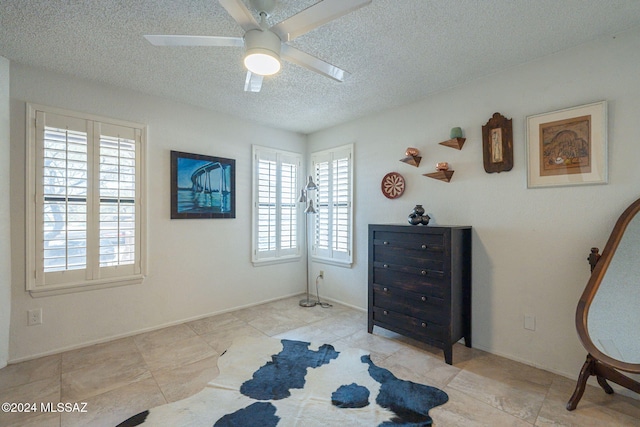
[2, 1, 640, 134]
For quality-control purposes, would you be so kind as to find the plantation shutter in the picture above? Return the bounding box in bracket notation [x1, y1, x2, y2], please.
[253, 146, 302, 264]
[311, 145, 353, 265]
[256, 150, 277, 256]
[28, 106, 146, 293]
[38, 113, 90, 286]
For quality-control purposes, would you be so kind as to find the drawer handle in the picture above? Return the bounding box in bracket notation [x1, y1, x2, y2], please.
[383, 241, 389, 245]
[421, 270, 427, 275]
[383, 310, 388, 315]
[383, 264, 389, 268]
[421, 296, 427, 302]
[383, 287, 389, 292]
[421, 244, 427, 249]
[421, 322, 427, 328]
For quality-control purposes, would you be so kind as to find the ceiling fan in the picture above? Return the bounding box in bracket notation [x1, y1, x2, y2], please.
[144, 0, 372, 92]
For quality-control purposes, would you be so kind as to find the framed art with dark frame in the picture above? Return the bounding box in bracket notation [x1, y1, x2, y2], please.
[482, 112, 513, 174]
[170, 150, 236, 219]
[526, 101, 607, 188]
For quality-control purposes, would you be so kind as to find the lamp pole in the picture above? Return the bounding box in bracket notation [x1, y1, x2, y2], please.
[299, 176, 318, 307]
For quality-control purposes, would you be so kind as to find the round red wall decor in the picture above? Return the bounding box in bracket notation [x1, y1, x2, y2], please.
[381, 172, 405, 199]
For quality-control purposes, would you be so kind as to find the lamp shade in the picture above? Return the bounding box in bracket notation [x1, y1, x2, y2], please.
[305, 175, 318, 191]
[298, 188, 307, 203]
[243, 29, 281, 76]
[304, 200, 317, 214]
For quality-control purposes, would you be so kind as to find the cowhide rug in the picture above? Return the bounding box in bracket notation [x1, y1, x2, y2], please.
[117, 336, 448, 426]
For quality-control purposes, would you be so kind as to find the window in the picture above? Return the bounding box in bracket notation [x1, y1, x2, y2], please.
[310, 144, 353, 266]
[252, 146, 303, 264]
[26, 104, 146, 295]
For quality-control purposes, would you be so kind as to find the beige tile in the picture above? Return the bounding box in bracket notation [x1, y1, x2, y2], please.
[305, 310, 368, 340]
[535, 375, 640, 426]
[273, 323, 341, 344]
[152, 355, 220, 403]
[0, 376, 60, 427]
[61, 377, 166, 427]
[200, 322, 265, 354]
[283, 303, 336, 324]
[0, 354, 61, 391]
[133, 324, 197, 354]
[61, 353, 150, 401]
[447, 352, 555, 423]
[246, 310, 309, 336]
[61, 337, 138, 373]
[4, 412, 60, 427]
[430, 387, 534, 426]
[139, 335, 217, 372]
[231, 304, 269, 323]
[377, 345, 461, 389]
[186, 313, 243, 336]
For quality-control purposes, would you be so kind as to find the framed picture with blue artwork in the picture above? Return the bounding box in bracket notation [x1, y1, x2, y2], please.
[170, 150, 236, 219]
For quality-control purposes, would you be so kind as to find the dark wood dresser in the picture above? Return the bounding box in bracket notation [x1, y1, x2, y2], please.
[367, 224, 472, 365]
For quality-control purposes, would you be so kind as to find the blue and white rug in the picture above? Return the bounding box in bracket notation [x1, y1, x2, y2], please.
[117, 336, 448, 426]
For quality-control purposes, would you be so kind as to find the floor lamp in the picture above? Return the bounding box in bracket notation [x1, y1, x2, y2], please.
[299, 175, 317, 307]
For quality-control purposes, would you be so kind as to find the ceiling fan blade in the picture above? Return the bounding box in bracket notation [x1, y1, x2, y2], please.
[270, 0, 371, 42]
[244, 71, 263, 92]
[144, 35, 244, 47]
[219, 0, 260, 32]
[281, 44, 349, 82]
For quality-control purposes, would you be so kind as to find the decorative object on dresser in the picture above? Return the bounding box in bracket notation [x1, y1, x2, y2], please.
[567, 196, 640, 410]
[407, 204, 430, 226]
[368, 224, 472, 365]
[400, 147, 422, 167]
[526, 101, 607, 188]
[482, 112, 513, 173]
[381, 172, 405, 199]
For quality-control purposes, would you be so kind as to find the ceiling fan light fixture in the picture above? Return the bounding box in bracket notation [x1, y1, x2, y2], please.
[244, 29, 281, 76]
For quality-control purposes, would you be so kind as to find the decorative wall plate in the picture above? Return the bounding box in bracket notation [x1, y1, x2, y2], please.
[381, 172, 405, 199]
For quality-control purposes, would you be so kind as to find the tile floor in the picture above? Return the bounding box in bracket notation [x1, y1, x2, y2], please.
[1, 296, 639, 426]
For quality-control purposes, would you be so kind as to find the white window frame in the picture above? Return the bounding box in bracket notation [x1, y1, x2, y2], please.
[310, 144, 353, 267]
[252, 145, 303, 265]
[26, 104, 147, 296]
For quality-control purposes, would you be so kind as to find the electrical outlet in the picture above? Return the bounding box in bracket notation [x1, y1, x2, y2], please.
[524, 315, 535, 331]
[319, 270, 324, 279]
[28, 308, 42, 326]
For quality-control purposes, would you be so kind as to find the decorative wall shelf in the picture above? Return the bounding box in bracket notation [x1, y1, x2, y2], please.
[439, 137, 466, 150]
[399, 155, 422, 167]
[424, 170, 454, 183]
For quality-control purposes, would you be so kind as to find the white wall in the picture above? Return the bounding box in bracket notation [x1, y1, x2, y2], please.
[9, 64, 307, 361]
[0, 57, 11, 368]
[308, 27, 640, 378]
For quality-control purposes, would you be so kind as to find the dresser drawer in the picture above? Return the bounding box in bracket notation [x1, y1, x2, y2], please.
[373, 245, 444, 270]
[372, 231, 444, 252]
[372, 306, 446, 342]
[372, 284, 447, 323]
[372, 268, 447, 298]
[373, 260, 445, 279]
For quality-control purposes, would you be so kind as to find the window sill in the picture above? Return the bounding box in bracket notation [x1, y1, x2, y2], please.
[252, 255, 301, 267]
[28, 275, 145, 298]
[311, 256, 353, 268]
